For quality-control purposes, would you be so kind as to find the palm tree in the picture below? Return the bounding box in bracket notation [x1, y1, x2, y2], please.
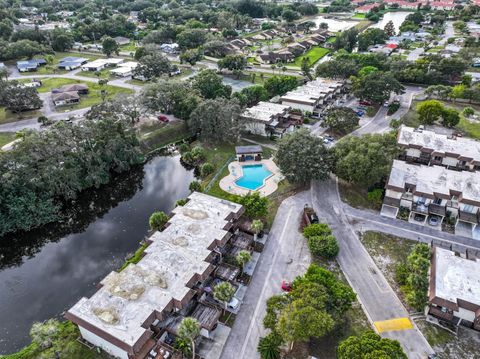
[178, 317, 200, 359]
[270, 64, 276, 75]
[251, 219, 264, 241]
[257, 333, 282, 359]
[236, 250, 252, 274]
[213, 281, 236, 314]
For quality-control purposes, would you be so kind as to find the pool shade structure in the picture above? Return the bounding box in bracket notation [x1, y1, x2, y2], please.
[235, 145, 263, 162]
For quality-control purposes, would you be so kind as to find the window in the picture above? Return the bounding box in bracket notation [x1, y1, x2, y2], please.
[434, 156, 443, 162]
[433, 198, 442, 205]
[417, 196, 427, 204]
[459, 160, 467, 166]
[463, 204, 476, 213]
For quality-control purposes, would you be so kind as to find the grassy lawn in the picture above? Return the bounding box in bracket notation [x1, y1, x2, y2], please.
[0, 132, 16, 148]
[0, 107, 42, 124]
[457, 116, 480, 139]
[139, 121, 190, 153]
[327, 37, 337, 43]
[354, 20, 373, 32]
[119, 42, 138, 53]
[20, 78, 84, 93]
[338, 179, 381, 211]
[292, 47, 329, 68]
[76, 68, 112, 79]
[352, 13, 366, 19]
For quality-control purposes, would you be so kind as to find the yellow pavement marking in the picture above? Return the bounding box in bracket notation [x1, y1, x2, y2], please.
[374, 318, 414, 333]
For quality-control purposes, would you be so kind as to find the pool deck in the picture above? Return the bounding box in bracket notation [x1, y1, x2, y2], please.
[219, 159, 283, 197]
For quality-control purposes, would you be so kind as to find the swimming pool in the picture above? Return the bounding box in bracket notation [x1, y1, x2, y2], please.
[235, 164, 272, 191]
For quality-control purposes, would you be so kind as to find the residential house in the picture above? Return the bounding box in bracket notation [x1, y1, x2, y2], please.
[113, 36, 131, 46]
[58, 57, 88, 70]
[381, 160, 480, 236]
[16, 58, 46, 72]
[279, 78, 346, 116]
[235, 145, 263, 161]
[111, 61, 138, 77]
[356, 4, 379, 13]
[159, 43, 179, 54]
[81, 59, 124, 72]
[259, 51, 294, 64]
[428, 247, 480, 331]
[397, 126, 480, 172]
[240, 101, 303, 137]
[66, 192, 245, 359]
[52, 91, 80, 106]
[52, 83, 89, 95]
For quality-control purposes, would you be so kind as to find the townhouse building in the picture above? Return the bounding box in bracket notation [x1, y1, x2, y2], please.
[428, 247, 480, 331]
[66, 193, 248, 359]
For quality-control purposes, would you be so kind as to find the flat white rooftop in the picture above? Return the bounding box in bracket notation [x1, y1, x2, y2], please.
[388, 160, 480, 202]
[280, 78, 342, 103]
[399, 125, 480, 162]
[68, 192, 242, 348]
[241, 101, 290, 123]
[434, 247, 480, 306]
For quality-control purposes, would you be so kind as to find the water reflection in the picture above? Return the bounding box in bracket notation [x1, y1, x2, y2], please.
[0, 155, 194, 354]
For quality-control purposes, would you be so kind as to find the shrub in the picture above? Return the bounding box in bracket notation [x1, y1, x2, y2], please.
[149, 211, 169, 231]
[238, 192, 269, 219]
[387, 102, 400, 115]
[175, 198, 188, 206]
[366, 106, 377, 117]
[189, 180, 203, 192]
[200, 162, 215, 177]
[307, 234, 339, 258]
[177, 143, 190, 154]
[395, 262, 409, 285]
[367, 188, 383, 207]
[303, 223, 332, 239]
[463, 107, 475, 117]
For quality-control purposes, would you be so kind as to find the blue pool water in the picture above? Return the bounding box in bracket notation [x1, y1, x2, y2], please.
[235, 164, 272, 190]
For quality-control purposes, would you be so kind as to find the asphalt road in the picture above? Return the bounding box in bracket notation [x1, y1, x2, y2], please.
[311, 179, 434, 359]
[220, 192, 312, 359]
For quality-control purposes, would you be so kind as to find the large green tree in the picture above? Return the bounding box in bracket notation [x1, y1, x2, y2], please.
[102, 36, 119, 57]
[133, 51, 174, 80]
[0, 80, 42, 112]
[324, 107, 359, 134]
[276, 129, 334, 184]
[337, 331, 407, 359]
[263, 75, 298, 97]
[192, 69, 232, 99]
[334, 133, 399, 187]
[188, 97, 241, 142]
[218, 55, 247, 72]
[352, 71, 404, 105]
[416, 100, 445, 125]
[142, 80, 200, 120]
[233, 85, 269, 107]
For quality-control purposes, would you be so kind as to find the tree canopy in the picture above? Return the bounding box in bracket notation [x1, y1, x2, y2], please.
[352, 71, 404, 105]
[188, 97, 241, 142]
[192, 69, 232, 99]
[337, 331, 407, 359]
[324, 107, 359, 135]
[276, 129, 334, 184]
[334, 133, 399, 187]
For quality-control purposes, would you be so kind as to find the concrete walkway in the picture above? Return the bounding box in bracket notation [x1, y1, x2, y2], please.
[220, 191, 312, 359]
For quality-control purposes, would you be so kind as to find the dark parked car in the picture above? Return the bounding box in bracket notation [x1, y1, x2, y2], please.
[414, 213, 426, 222]
[158, 115, 169, 122]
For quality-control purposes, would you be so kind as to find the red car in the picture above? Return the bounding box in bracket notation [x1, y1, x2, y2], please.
[158, 115, 169, 123]
[359, 100, 372, 106]
[281, 280, 292, 292]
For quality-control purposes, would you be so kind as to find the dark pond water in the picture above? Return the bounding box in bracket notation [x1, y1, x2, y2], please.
[0, 155, 194, 354]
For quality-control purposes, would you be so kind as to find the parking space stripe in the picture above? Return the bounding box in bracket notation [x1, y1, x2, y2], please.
[374, 318, 414, 333]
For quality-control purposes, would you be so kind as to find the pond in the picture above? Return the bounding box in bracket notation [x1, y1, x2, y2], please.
[371, 11, 411, 33]
[311, 15, 359, 32]
[0, 155, 194, 354]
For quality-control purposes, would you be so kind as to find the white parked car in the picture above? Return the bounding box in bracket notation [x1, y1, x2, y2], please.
[228, 297, 240, 310]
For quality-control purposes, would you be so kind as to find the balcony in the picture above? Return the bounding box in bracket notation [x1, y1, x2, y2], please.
[412, 202, 428, 214]
[459, 210, 479, 224]
[383, 196, 400, 207]
[429, 203, 446, 217]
